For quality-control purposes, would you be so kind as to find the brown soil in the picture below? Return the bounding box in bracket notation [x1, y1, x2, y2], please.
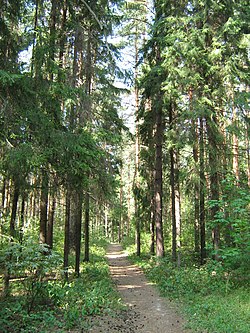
[87, 244, 190, 333]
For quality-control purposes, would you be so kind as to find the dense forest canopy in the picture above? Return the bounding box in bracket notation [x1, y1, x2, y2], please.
[0, 0, 249, 331]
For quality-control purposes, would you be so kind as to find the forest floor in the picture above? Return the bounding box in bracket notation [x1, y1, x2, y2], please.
[86, 244, 190, 333]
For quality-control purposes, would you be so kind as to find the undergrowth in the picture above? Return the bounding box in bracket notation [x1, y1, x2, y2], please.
[0, 238, 122, 332]
[125, 237, 250, 333]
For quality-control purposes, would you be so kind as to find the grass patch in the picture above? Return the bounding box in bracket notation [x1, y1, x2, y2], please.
[0, 238, 122, 332]
[129, 253, 250, 333]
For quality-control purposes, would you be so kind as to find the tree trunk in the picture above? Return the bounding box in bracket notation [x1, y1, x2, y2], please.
[49, 0, 57, 80]
[119, 175, 123, 243]
[154, 94, 164, 257]
[170, 147, 181, 264]
[200, 118, 206, 264]
[84, 192, 90, 262]
[232, 100, 240, 184]
[206, 115, 220, 261]
[20, 195, 25, 244]
[75, 190, 83, 276]
[193, 116, 200, 255]
[64, 189, 70, 280]
[134, 28, 141, 256]
[31, 0, 39, 76]
[10, 183, 19, 238]
[104, 204, 109, 238]
[127, 159, 131, 237]
[150, 195, 155, 255]
[1, 178, 6, 234]
[59, 0, 67, 70]
[169, 102, 181, 264]
[47, 194, 56, 249]
[39, 171, 48, 244]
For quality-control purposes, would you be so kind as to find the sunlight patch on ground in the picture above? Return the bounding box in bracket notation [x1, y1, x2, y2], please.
[106, 252, 127, 259]
[118, 284, 144, 290]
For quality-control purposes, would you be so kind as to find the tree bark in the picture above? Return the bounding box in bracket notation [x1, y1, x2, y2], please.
[20, 195, 25, 244]
[119, 173, 123, 243]
[75, 190, 83, 276]
[200, 118, 206, 264]
[190, 89, 200, 255]
[47, 193, 56, 249]
[206, 115, 220, 261]
[169, 103, 181, 264]
[1, 178, 6, 234]
[134, 28, 141, 257]
[10, 182, 19, 238]
[64, 189, 70, 280]
[232, 99, 240, 184]
[150, 195, 155, 255]
[84, 192, 90, 262]
[49, 0, 57, 80]
[154, 94, 164, 257]
[39, 171, 48, 244]
[170, 147, 181, 264]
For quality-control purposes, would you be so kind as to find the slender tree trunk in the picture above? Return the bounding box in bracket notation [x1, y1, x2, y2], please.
[31, 0, 39, 76]
[49, 0, 57, 80]
[170, 146, 176, 260]
[84, 192, 90, 262]
[39, 171, 48, 244]
[47, 193, 56, 249]
[127, 159, 131, 237]
[20, 195, 25, 244]
[206, 115, 220, 261]
[119, 173, 123, 243]
[10, 183, 19, 238]
[150, 125, 155, 254]
[75, 190, 83, 276]
[191, 93, 200, 255]
[134, 29, 141, 256]
[4, 181, 19, 298]
[1, 178, 6, 234]
[64, 189, 70, 280]
[232, 100, 240, 184]
[154, 94, 164, 257]
[150, 194, 155, 254]
[170, 147, 181, 264]
[169, 103, 181, 264]
[104, 204, 109, 238]
[189, 88, 200, 254]
[59, 0, 67, 71]
[200, 118, 206, 264]
[1, 178, 6, 208]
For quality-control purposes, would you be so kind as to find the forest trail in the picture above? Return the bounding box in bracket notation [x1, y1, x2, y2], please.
[87, 244, 190, 333]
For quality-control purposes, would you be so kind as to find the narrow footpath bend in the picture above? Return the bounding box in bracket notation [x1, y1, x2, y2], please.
[88, 244, 190, 333]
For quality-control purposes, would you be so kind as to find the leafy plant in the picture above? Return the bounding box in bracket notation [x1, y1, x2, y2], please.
[0, 240, 122, 332]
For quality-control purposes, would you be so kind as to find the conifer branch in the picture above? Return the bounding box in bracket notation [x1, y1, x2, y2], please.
[82, 0, 103, 30]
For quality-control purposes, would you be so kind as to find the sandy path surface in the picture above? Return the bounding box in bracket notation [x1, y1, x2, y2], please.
[87, 244, 190, 333]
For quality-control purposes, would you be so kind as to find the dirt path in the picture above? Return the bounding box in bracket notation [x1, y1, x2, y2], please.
[87, 244, 190, 333]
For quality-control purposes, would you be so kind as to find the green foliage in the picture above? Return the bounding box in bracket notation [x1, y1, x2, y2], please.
[0, 241, 122, 332]
[186, 288, 250, 333]
[207, 175, 250, 272]
[0, 240, 62, 312]
[130, 253, 250, 333]
[122, 232, 151, 256]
